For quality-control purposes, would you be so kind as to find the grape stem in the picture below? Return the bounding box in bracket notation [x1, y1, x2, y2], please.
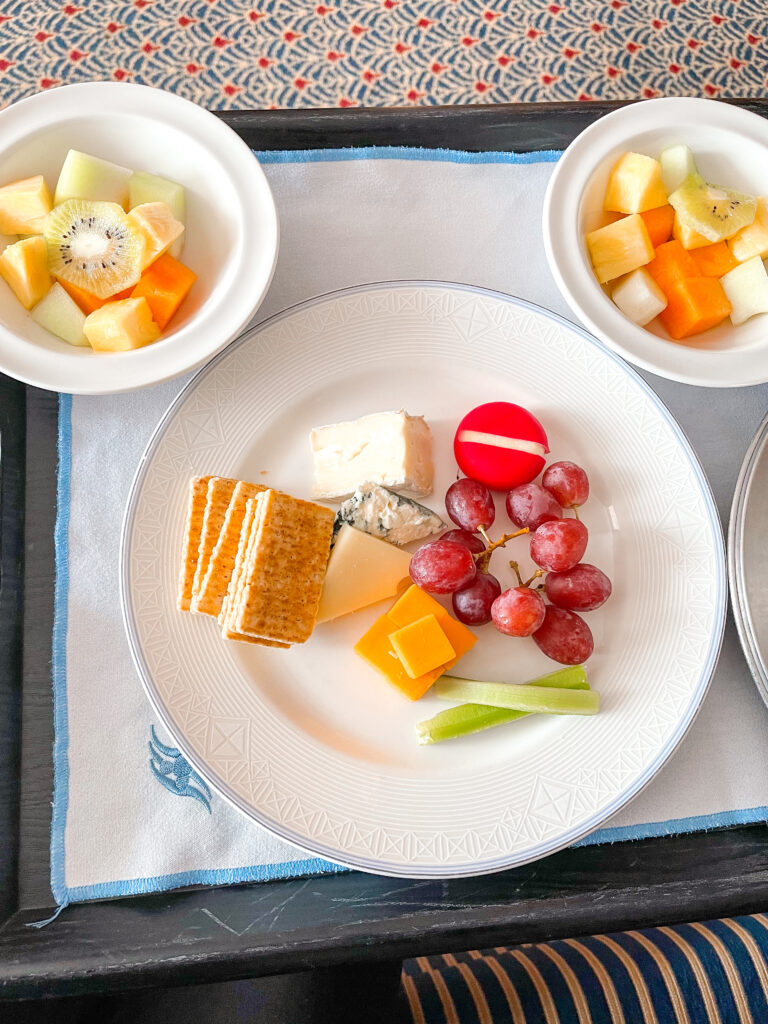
[475, 528, 529, 573]
[509, 560, 545, 589]
[572, 506, 580, 521]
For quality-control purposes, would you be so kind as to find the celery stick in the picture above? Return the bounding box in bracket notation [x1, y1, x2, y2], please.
[434, 675, 599, 716]
[416, 668, 589, 745]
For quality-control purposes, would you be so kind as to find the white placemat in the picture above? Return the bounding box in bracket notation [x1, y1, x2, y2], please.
[52, 147, 768, 906]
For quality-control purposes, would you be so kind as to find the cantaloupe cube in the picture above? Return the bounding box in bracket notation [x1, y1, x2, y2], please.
[586, 214, 654, 284]
[728, 197, 768, 263]
[673, 212, 713, 251]
[720, 256, 768, 325]
[0, 175, 52, 235]
[83, 297, 161, 352]
[0, 236, 51, 309]
[604, 152, 668, 214]
[647, 239, 698, 294]
[640, 205, 675, 247]
[690, 241, 739, 278]
[611, 268, 667, 326]
[659, 276, 731, 340]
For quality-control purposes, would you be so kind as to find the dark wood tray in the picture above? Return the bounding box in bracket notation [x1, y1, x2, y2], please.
[4, 99, 768, 1003]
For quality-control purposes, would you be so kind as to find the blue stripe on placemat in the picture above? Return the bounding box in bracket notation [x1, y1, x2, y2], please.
[254, 147, 563, 165]
[47, 145, 744, 903]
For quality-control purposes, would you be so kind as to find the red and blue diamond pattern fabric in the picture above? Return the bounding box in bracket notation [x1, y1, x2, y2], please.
[0, 0, 766, 110]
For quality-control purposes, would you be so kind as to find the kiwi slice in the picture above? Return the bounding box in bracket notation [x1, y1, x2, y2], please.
[669, 173, 757, 243]
[44, 199, 144, 298]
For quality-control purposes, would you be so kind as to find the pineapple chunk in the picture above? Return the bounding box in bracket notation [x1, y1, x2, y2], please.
[586, 214, 654, 284]
[83, 297, 161, 351]
[611, 268, 667, 326]
[728, 197, 768, 263]
[0, 236, 51, 309]
[673, 212, 712, 251]
[127, 202, 184, 269]
[720, 256, 768, 325]
[128, 171, 185, 258]
[0, 175, 53, 235]
[604, 152, 668, 214]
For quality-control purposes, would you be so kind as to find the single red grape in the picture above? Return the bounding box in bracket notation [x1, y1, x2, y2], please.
[452, 572, 502, 625]
[441, 529, 486, 554]
[491, 586, 546, 637]
[409, 539, 477, 594]
[533, 606, 594, 664]
[542, 461, 590, 508]
[545, 563, 612, 611]
[530, 518, 588, 573]
[445, 478, 496, 533]
[506, 482, 562, 531]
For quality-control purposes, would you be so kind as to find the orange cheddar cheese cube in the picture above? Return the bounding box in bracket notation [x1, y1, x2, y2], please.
[389, 614, 455, 680]
[354, 614, 445, 701]
[388, 584, 477, 664]
[354, 585, 477, 700]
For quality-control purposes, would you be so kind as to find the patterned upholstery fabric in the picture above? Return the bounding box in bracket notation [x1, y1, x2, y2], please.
[403, 914, 768, 1022]
[0, 0, 766, 111]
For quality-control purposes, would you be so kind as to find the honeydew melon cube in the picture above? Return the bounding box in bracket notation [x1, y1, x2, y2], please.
[129, 171, 185, 257]
[660, 145, 698, 194]
[54, 150, 132, 207]
[728, 198, 768, 263]
[604, 152, 668, 214]
[0, 175, 52, 235]
[0, 236, 51, 309]
[611, 268, 668, 326]
[31, 281, 88, 346]
[586, 214, 655, 284]
[83, 296, 161, 351]
[720, 256, 768, 325]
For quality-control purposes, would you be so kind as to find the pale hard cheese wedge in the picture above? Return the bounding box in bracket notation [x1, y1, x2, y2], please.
[316, 524, 412, 624]
[310, 410, 433, 499]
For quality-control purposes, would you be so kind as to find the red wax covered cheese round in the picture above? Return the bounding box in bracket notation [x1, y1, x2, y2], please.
[454, 402, 549, 490]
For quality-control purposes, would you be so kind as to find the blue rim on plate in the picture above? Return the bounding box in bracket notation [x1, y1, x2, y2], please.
[120, 280, 727, 877]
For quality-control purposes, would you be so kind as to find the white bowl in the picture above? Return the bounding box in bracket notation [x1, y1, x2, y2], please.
[543, 97, 768, 388]
[0, 82, 278, 394]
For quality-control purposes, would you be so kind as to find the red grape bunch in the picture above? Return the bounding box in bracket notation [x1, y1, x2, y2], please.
[408, 459, 612, 666]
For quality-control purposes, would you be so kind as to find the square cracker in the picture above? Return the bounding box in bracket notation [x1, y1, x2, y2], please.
[194, 480, 266, 617]
[190, 476, 238, 608]
[232, 490, 334, 644]
[177, 476, 212, 611]
[221, 495, 289, 648]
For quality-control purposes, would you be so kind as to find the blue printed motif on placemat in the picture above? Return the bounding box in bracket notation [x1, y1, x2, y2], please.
[149, 725, 213, 813]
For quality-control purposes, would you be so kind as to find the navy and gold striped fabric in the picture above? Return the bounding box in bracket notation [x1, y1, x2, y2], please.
[402, 914, 768, 1023]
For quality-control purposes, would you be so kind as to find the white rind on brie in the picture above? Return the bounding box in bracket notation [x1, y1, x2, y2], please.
[310, 410, 434, 499]
[335, 484, 445, 546]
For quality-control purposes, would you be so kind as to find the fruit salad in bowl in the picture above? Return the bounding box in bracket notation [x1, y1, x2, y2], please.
[0, 82, 277, 394]
[0, 150, 196, 352]
[543, 97, 768, 387]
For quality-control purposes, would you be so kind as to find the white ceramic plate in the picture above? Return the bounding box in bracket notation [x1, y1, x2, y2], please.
[0, 83, 278, 394]
[543, 97, 768, 388]
[121, 282, 726, 877]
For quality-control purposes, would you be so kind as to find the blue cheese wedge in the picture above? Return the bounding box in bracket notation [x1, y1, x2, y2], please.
[310, 410, 433, 499]
[334, 483, 446, 547]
